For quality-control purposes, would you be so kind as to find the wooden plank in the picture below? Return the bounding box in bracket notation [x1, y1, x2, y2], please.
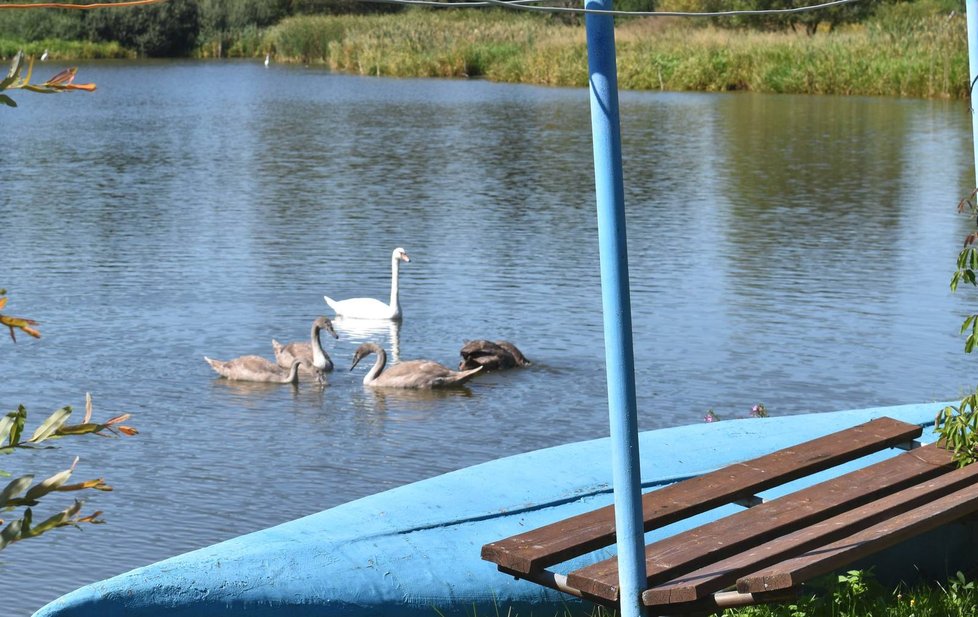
[481, 417, 921, 575]
[737, 480, 978, 594]
[567, 443, 953, 602]
[642, 454, 978, 607]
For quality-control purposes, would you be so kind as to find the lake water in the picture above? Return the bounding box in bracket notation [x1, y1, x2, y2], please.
[1, 59, 975, 615]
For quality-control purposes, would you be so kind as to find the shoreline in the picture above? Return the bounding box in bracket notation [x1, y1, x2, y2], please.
[6, 9, 968, 100]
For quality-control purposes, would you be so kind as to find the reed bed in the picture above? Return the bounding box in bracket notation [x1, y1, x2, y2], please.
[264, 9, 968, 99]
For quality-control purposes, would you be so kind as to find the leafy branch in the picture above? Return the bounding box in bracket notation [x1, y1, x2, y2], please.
[0, 394, 137, 550]
[1, 50, 95, 108]
[936, 188, 978, 466]
[0, 289, 40, 342]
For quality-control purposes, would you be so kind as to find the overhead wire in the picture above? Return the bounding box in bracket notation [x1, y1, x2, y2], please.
[0, 0, 168, 9]
[351, 0, 862, 18]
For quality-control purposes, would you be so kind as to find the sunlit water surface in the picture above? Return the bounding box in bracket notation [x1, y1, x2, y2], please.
[1, 60, 974, 614]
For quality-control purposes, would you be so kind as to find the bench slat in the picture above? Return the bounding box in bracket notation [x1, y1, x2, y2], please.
[736, 479, 978, 594]
[567, 443, 952, 601]
[482, 417, 921, 575]
[642, 450, 978, 607]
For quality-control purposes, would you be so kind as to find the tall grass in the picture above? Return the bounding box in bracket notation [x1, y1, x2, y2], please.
[613, 15, 965, 97]
[260, 8, 967, 99]
[266, 10, 573, 78]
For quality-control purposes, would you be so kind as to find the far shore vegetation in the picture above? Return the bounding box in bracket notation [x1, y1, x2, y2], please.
[0, 0, 968, 99]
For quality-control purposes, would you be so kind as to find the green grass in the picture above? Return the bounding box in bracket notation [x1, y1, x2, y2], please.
[457, 570, 978, 617]
[722, 569, 978, 617]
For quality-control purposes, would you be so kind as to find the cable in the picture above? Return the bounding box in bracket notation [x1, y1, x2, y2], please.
[352, 0, 862, 17]
[0, 0, 167, 9]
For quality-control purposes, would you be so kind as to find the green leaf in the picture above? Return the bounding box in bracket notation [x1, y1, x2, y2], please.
[0, 94, 15, 108]
[23, 461, 75, 502]
[0, 414, 15, 446]
[3, 51, 23, 87]
[0, 518, 23, 550]
[6, 51, 23, 77]
[31, 500, 82, 536]
[9, 406, 26, 447]
[0, 474, 33, 506]
[55, 422, 102, 436]
[29, 406, 71, 444]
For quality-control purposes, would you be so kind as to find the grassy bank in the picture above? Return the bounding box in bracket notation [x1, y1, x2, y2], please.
[0, 38, 134, 61]
[262, 8, 967, 99]
[4, 6, 965, 99]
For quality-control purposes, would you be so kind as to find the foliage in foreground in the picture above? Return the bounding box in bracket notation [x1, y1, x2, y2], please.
[0, 395, 138, 550]
[1, 291, 137, 550]
[937, 189, 978, 467]
[442, 570, 978, 617]
[723, 569, 978, 617]
[0, 50, 95, 108]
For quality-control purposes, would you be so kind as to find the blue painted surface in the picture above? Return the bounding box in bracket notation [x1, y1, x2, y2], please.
[34, 402, 956, 617]
[583, 2, 647, 616]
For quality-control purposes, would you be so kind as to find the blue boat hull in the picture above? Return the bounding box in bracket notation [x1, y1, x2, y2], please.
[34, 402, 966, 616]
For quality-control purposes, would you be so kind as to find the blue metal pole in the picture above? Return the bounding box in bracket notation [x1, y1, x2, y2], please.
[967, 0, 978, 187]
[584, 5, 647, 617]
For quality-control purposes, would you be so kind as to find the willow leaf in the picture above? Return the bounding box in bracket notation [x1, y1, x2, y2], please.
[0, 474, 33, 506]
[0, 518, 23, 550]
[23, 461, 75, 502]
[29, 406, 71, 443]
[9, 407, 26, 447]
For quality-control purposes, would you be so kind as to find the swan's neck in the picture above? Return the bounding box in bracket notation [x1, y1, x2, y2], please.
[310, 324, 330, 370]
[364, 346, 386, 385]
[283, 362, 300, 384]
[389, 257, 401, 315]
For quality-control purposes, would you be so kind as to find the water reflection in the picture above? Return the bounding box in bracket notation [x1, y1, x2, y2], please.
[209, 378, 301, 398]
[332, 316, 402, 363]
[352, 384, 474, 415]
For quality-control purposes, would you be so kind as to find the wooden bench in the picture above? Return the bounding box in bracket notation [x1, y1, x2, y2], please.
[481, 417, 978, 614]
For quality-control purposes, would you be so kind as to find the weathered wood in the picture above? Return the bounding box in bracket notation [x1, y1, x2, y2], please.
[642, 452, 978, 607]
[736, 480, 978, 594]
[568, 443, 953, 601]
[481, 417, 921, 575]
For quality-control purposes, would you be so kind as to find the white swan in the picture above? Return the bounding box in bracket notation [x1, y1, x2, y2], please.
[204, 355, 301, 384]
[324, 247, 410, 321]
[350, 342, 482, 389]
[272, 316, 338, 382]
[264, 53, 270, 67]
